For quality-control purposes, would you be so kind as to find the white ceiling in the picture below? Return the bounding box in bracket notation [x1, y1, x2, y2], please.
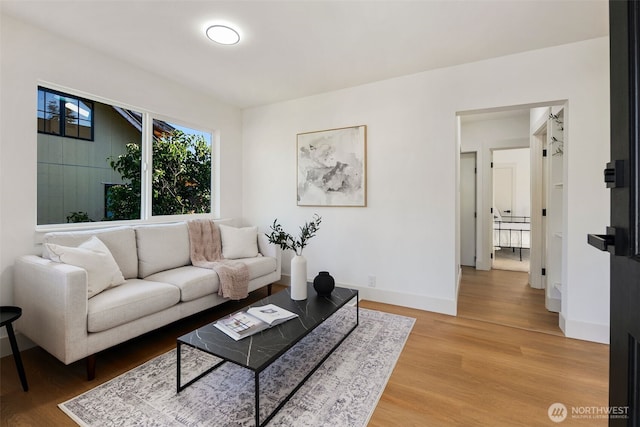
[1, 0, 609, 109]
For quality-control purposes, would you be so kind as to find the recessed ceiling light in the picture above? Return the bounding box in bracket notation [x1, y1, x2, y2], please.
[205, 25, 240, 45]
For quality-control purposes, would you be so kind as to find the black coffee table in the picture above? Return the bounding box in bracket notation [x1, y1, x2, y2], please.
[176, 283, 358, 426]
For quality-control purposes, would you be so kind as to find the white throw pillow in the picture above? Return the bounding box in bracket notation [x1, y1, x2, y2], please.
[218, 224, 259, 259]
[44, 236, 126, 298]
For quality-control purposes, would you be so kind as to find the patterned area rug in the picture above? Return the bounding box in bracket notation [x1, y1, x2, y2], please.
[59, 308, 415, 426]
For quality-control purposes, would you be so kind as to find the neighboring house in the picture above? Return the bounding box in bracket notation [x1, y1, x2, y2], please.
[37, 96, 139, 225]
[37, 95, 178, 225]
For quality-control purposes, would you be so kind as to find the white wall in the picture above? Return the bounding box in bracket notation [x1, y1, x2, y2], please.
[460, 114, 531, 271]
[0, 10, 611, 344]
[242, 37, 610, 342]
[0, 14, 243, 311]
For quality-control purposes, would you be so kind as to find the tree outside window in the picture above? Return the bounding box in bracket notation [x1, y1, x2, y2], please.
[107, 127, 212, 220]
[37, 86, 213, 225]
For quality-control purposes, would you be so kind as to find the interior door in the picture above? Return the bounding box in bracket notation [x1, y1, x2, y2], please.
[460, 152, 477, 267]
[589, 1, 640, 424]
[493, 165, 514, 217]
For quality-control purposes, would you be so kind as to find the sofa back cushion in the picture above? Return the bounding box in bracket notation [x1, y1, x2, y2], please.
[135, 222, 191, 278]
[45, 236, 126, 298]
[218, 224, 259, 259]
[42, 226, 138, 279]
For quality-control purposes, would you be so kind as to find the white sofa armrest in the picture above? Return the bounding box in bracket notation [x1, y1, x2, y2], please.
[257, 234, 282, 277]
[14, 255, 89, 365]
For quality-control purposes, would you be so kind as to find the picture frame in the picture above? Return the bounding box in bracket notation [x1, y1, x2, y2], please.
[297, 125, 367, 207]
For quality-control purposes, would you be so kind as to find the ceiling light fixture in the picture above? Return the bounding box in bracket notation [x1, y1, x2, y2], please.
[205, 25, 240, 45]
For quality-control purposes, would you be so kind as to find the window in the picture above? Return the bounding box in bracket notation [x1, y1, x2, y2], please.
[37, 85, 213, 226]
[150, 120, 212, 216]
[37, 87, 94, 141]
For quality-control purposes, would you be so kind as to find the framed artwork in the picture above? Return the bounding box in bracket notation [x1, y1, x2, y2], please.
[297, 125, 367, 207]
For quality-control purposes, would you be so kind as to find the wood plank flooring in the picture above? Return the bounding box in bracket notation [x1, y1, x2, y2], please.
[1, 277, 608, 426]
[457, 266, 563, 336]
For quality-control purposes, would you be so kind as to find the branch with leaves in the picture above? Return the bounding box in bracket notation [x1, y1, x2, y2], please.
[265, 214, 322, 256]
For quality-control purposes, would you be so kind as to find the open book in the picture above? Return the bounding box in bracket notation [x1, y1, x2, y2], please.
[214, 304, 298, 341]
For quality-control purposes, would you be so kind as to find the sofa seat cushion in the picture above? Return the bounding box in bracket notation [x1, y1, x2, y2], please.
[145, 266, 219, 302]
[237, 256, 277, 279]
[88, 279, 180, 332]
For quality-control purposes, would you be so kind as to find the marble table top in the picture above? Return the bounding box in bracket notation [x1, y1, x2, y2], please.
[177, 284, 358, 372]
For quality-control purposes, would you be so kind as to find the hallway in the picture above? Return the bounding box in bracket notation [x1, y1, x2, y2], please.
[458, 266, 562, 336]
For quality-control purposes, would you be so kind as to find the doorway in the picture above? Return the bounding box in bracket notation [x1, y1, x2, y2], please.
[457, 105, 563, 335]
[492, 148, 531, 273]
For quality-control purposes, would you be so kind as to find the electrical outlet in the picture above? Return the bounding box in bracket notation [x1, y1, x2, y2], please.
[368, 275, 376, 288]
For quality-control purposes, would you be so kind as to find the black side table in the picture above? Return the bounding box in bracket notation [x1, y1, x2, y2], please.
[1, 306, 29, 391]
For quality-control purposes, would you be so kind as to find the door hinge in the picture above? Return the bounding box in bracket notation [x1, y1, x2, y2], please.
[490, 253, 493, 259]
[542, 268, 546, 276]
[490, 207, 493, 214]
[474, 212, 477, 218]
[542, 208, 547, 216]
[491, 162, 494, 168]
[543, 149, 548, 157]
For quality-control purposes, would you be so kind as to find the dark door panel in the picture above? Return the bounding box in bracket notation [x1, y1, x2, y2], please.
[607, 1, 640, 425]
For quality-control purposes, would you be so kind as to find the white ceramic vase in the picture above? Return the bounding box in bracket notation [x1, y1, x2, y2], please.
[290, 254, 308, 300]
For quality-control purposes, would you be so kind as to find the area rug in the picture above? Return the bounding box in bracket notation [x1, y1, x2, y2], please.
[59, 307, 415, 426]
[493, 247, 530, 272]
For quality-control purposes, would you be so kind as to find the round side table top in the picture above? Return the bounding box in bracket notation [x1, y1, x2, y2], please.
[0, 306, 22, 327]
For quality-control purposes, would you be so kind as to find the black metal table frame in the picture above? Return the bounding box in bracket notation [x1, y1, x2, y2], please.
[494, 218, 531, 261]
[176, 294, 359, 427]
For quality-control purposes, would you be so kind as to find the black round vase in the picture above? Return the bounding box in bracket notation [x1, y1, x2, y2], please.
[313, 271, 335, 297]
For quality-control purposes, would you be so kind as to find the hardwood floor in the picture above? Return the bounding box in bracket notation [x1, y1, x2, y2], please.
[1, 279, 608, 426]
[457, 266, 563, 336]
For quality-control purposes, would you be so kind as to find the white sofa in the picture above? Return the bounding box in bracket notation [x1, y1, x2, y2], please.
[14, 221, 281, 379]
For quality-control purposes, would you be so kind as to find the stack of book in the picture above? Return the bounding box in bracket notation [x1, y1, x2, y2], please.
[214, 304, 298, 340]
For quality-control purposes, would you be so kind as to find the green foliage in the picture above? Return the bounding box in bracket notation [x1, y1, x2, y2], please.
[265, 214, 322, 255]
[107, 130, 211, 220]
[66, 211, 93, 223]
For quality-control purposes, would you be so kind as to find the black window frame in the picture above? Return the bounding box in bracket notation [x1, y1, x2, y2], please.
[37, 86, 95, 141]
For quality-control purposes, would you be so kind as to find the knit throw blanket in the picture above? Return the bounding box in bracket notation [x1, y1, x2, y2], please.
[187, 220, 250, 300]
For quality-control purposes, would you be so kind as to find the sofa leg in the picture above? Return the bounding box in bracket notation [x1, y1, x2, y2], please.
[86, 354, 96, 381]
[267, 284, 272, 296]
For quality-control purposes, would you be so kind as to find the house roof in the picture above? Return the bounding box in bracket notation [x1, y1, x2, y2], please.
[1, 0, 608, 108]
[113, 107, 175, 139]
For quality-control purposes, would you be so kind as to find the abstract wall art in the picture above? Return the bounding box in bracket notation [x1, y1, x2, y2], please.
[297, 125, 367, 207]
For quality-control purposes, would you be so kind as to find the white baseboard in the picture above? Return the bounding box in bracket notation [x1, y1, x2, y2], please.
[561, 314, 609, 344]
[559, 312, 566, 334]
[281, 274, 456, 315]
[279, 274, 292, 286]
[0, 333, 35, 359]
[545, 296, 561, 313]
[356, 285, 457, 315]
